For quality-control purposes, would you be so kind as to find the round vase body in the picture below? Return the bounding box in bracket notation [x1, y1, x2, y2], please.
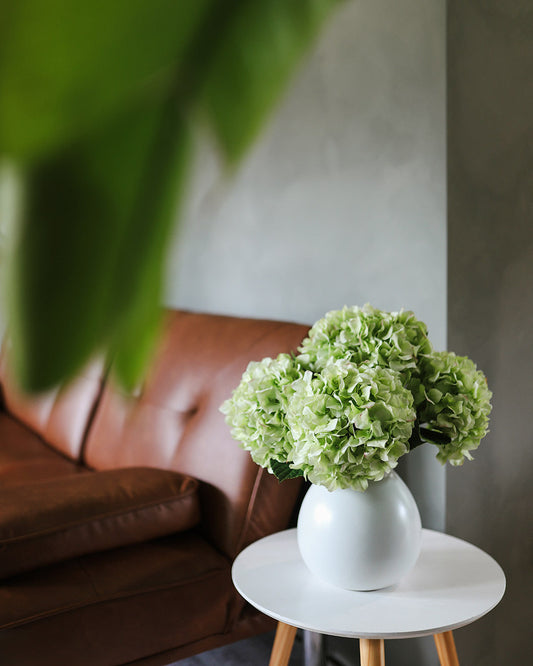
[297, 472, 422, 591]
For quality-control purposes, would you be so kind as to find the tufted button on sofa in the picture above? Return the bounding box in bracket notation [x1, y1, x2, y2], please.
[0, 310, 307, 666]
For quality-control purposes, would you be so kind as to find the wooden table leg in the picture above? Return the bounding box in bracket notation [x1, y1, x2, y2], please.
[434, 631, 460, 666]
[359, 638, 385, 666]
[269, 622, 298, 666]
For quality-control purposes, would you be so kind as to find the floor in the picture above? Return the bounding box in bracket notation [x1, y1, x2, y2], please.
[172, 630, 304, 665]
[172, 631, 357, 666]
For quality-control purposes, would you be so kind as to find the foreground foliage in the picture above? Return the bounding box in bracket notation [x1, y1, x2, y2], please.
[0, 0, 343, 391]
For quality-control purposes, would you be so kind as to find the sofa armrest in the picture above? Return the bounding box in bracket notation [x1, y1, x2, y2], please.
[0, 467, 200, 578]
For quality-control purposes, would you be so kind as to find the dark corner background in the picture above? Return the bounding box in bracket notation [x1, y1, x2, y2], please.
[447, 1, 533, 665]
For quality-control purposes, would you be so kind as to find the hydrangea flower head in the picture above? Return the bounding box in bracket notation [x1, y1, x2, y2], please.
[221, 305, 492, 491]
[416, 351, 492, 465]
[286, 360, 415, 491]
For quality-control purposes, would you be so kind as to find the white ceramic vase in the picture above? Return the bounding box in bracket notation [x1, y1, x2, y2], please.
[297, 472, 422, 591]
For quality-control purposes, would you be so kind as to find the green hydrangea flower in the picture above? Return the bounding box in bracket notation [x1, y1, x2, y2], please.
[416, 351, 492, 465]
[220, 304, 493, 491]
[220, 353, 302, 471]
[297, 304, 432, 392]
[286, 360, 415, 491]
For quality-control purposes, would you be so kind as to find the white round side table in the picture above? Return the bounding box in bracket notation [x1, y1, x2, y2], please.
[232, 528, 505, 666]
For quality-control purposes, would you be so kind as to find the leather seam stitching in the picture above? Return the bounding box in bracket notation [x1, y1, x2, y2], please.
[0, 491, 198, 544]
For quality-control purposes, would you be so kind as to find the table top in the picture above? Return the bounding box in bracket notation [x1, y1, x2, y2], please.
[232, 528, 505, 640]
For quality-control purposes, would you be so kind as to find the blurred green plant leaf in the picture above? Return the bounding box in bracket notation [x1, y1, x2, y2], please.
[0, 0, 342, 392]
[203, 0, 343, 163]
[0, 0, 209, 160]
[7, 97, 190, 391]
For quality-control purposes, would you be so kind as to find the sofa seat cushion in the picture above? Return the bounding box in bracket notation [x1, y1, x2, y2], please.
[0, 413, 88, 487]
[0, 467, 200, 578]
[0, 533, 233, 666]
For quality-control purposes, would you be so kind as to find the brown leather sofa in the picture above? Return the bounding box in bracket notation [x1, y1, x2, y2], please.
[0, 310, 308, 666]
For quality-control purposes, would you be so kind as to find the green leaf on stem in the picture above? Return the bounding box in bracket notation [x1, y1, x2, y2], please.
[270, 459, 304, 482]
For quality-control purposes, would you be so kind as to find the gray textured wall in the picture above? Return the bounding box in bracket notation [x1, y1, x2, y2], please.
[169, 0, 446, 347]
[447, 1, 533, 665]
